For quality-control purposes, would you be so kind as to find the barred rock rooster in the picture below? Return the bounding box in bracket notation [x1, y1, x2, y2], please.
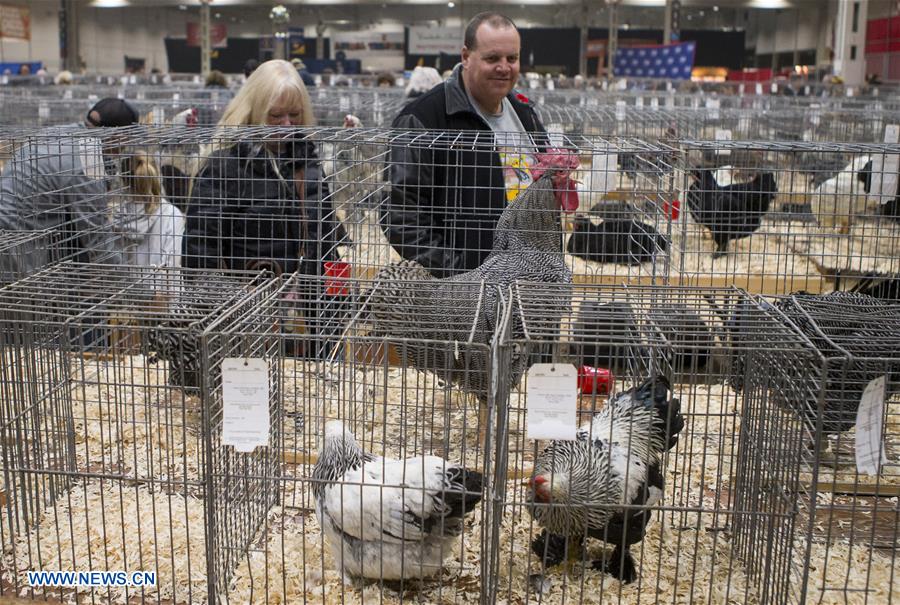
[686, 169, 778, 258]
[312, 421, 483, 580]
[527, 376, 683, 584]
[365, 150, 580, 421]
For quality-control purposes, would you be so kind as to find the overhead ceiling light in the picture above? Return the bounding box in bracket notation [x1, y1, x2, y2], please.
[89, 0, 129, 6]
[712, 5, 719, 11]
[447, 1, 455, 6]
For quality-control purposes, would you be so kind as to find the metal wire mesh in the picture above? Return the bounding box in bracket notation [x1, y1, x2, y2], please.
[751, 291, 900, 605]
[0, 262, 282, 603]
[498, 282, 816, 605]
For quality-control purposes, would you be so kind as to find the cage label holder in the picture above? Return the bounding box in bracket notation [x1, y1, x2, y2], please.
[222, 357, 271, 453]
[856, 375, 889, 475]
[526, 363, 578, 441]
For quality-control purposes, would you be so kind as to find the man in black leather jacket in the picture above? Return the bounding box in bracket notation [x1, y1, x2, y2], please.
[384, 12, 547, 278]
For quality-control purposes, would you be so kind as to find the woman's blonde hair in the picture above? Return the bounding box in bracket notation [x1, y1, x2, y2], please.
[205, 59, 314, 155]
[123, 151, 162, 214]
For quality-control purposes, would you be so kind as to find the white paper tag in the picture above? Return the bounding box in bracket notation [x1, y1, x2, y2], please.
[770, 83, 778, 94]
[64, 89, 73, 100]
[151, 106, 165, 125]
[547, 123, 566, 148]
[738, 83, 745, 96]
[665, 95, 675, 108]
[172, 92, 181, 101]
[129, 74, 137, 85]
[222, 358, 271, 453]
[804, 85, 811, 96]
[755, 83, 763, 95]
[546, 80, 555, 91]
[846, 87, 854, 97]
[78, 138, 105, 180]
[587, 152, 617, 196]
[136, 90, 145, 101]
[193, 75, 201, 84]
[339, 96, 350, 112]
[856, 375, 889, 475]
[871, 125, 900, 202]
[38, 101, 50, 120]
[738, 115, 751, 134]
[666, 81, 673, 92]
[526, 364, 578, 441]
[587, 97, 599, 107]
[706, 98, 721, 120]
[714, 129, 732, 156]
[650, 97, 659, 108]
[0, 75, 7, 85]
[635, 97, 644, 108]
[528, 79, 538, 89]
[615, 100, 627, 122]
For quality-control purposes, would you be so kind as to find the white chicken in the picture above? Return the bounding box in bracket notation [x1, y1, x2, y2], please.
[312, 421, 483, 581]
[810, 155, 874, 232]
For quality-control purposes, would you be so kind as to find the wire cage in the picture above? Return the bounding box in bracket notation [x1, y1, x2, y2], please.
[0, 229, 62, 285]
[0, 262, 283, 603]
[746, 291, 900, 604]
[493, 282, 816, 605]
[0, 125, 680, 292]
[672, 139, 900, 297]
[199, 274, 500, 603]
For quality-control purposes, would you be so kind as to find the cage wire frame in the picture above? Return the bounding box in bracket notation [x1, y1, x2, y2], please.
[0, 229, 62, 286]
[1, 125, 681, 289]
[749, 291, 900, 605]
[196, 273, 504, 604]
[488, 281, 821, 605]
[0, 262, 284, 603]
[671, 138, 900, 297]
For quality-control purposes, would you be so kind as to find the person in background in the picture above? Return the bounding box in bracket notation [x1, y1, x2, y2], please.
[0, 98, 138, 276]
[376, 72, 395, 87]
[383, 11, 547, 277]
[183, 60, 342, 276]
[404, 66, 442, 100]
[292, 58, 316, 88]
[17, 64, 31, 76]
[243, 58, 260, 80]
[54, 70, 74, 85]
[183, 59, 344, 355]
[113, 151, 185, 274]
[205, 70, 228, 88]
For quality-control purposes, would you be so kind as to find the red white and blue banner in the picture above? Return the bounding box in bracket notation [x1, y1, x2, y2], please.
[613, 41, 696, 79]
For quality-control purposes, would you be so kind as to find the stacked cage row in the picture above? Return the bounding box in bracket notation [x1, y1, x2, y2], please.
[1, 260, 896, 603]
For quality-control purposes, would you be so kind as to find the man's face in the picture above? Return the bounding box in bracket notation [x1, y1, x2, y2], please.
[462, 24, 520, 111]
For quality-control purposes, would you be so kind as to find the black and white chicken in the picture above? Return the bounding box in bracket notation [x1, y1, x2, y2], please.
[312, 421, 483, 580]
[527, 376, 684, 584]
[686, 169, 778, 258]
[365, 150, 580, 422]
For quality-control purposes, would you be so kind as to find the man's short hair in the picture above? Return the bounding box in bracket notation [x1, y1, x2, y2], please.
[464, 12, 517, 51]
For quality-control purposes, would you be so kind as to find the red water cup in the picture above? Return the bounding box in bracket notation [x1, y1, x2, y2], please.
[577, 366, 614, 395]
[664, 199, 680, 221]
[323, 261, 351, 296]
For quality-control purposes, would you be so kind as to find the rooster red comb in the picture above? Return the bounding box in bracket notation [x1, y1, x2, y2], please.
[531, 148, 580, 212]
[531, 148, 579, 181]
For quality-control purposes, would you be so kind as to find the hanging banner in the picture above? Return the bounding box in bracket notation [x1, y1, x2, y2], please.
[613, 41, 696, 80]
[408, 26, 459, 55]
[186, 22, 227, 48]
[0, 4, 30, 41]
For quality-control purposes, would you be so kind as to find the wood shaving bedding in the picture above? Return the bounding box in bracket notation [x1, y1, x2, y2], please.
[2, 347, 897, 604]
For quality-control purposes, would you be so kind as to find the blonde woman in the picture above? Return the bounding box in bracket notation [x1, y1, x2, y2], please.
[183, 59, 341, 277]
[113, 151, 185, 271]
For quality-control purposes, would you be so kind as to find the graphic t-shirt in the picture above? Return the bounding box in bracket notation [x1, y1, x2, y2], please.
[467, 91, 538, 202]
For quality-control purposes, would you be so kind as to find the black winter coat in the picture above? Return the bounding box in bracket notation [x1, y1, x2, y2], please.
[183, 138, 342, 276]
[384, 65, 547, 278]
